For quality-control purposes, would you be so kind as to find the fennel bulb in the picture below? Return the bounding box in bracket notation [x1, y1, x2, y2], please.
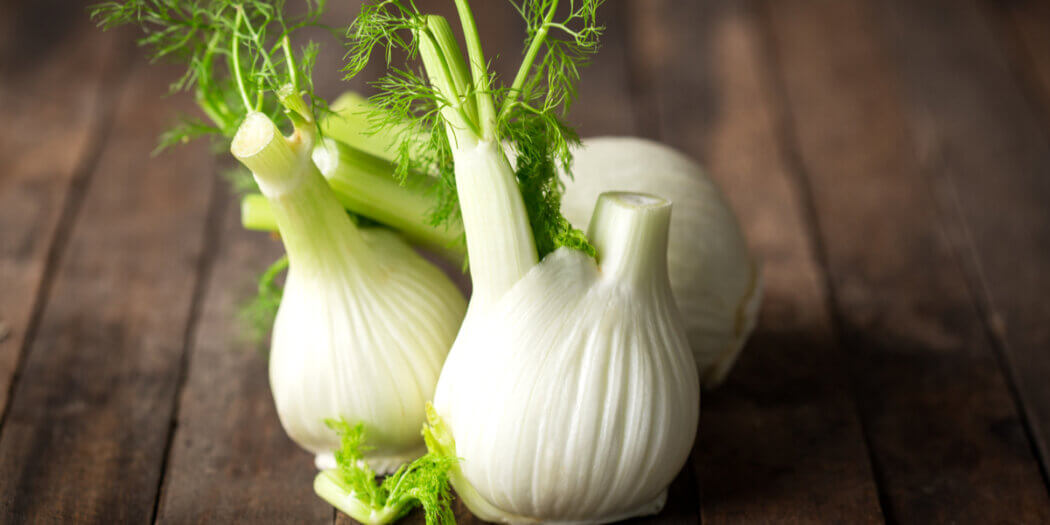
[433, 192, 699, 523]
[562, 138, 763, 387]
[336, 2, 698, 521]
[232, 112, 466, 474]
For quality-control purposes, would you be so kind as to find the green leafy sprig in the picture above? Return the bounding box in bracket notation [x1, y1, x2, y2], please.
[343, 0, 604, 257]
[238, 254, 288, 348]
[91, 0, 330, 150]
[322, 418, 457, 525]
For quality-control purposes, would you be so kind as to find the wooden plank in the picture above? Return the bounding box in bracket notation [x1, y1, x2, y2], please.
[991, 0, 1050, 120]
[761, 0, 1050, 521]
[0, 55, 217, 521]
[0, 2, 123, 424]
[626, 0, 884, 522]
[878, 0, 1050, 481]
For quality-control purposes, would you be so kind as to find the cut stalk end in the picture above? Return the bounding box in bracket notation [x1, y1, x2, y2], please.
[231, 112, 306, 196]
[588, 191, 673, 287]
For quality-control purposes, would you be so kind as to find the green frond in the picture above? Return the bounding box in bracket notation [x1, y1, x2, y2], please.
[344, 0, 603, 257]
[153, 116, 224, 155]
[320, 417, 457, 524]
[237, 254, 288, 351]
[503, 113, 593, 259]
[91, 0, 337, 144]
[222, 166, 262, 194]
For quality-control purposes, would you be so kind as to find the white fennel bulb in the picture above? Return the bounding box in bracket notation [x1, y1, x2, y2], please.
[231, 112, 466, 474]
[561, 137, 763, 388]
[432, 192, 699, 524]
[319, 8, 701, 522]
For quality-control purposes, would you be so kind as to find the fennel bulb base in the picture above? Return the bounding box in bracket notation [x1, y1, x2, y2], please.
[314, 444, 427, 475]
[451, 480, 667, 524]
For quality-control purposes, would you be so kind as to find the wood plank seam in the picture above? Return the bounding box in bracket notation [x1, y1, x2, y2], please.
[877, 0, 1050, 495]
[963, 0, 1050, 488]
[904, 130, 1050, 496]
[149, 175, 228, 523]
[756, 0, 1050, 520]
[0, 41, 135, 435]
[752, 1, 897, 521]
[617, 1, 885, 521]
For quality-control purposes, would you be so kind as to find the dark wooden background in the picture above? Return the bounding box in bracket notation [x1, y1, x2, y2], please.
[2, 0, 1049, 522]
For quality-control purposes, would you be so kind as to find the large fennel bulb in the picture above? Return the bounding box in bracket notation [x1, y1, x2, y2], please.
[562, 138, 763, 387]
[329, 9, 700, 522]
[231, 112, 466, 474]
[433, 192, 700, 523]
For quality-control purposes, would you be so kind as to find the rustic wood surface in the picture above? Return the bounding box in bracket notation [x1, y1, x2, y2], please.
[2, 0, 1048, 522]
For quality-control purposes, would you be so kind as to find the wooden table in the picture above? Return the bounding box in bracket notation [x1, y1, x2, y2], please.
[3, 0, 1049, 522]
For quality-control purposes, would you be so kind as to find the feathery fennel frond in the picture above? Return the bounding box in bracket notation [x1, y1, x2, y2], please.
[503, 0, 603, 116]
[320, 418, 457, 525]
[238, 254, 288, 350]
[344, 0, 603, 257]
[344, 2, 474, 232]
[91, 0, 332, 151]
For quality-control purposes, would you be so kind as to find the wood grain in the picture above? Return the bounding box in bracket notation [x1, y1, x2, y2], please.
[761, 0, 1050, 521]
[0, 55, 217, 521]
[626, 0, 884, 522]
[0, 2, 124, 425]
[992, 0, 1050, 122]
[883, 0, 1050, 479]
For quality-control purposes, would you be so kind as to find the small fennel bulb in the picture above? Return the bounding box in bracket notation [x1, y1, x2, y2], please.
[433, 192, 700, 523]
[231, 112, 466, 474]
[562, 138, 763, 387]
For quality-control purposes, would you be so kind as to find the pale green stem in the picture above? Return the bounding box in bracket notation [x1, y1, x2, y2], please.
[239, 137, 466, 262]
[451, 139, 537, 309]
[314, 471, 407, 525]
[500, 0, 559, 116]
[231, 9, 253, 111]
[240, 193, 275, 230]
[418, 15, 537, 306]
[425, 15, 477, 128]
[231, 112, 375, 273]
[321, 92, 408, 160]
[588, 192, 672, 288]
[278, 83, 312, 125]
[312, 138, 464, 258]
[417, 22, 479, 142]
[281, 34, 299, 93]
[453, 0, 497, 138]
